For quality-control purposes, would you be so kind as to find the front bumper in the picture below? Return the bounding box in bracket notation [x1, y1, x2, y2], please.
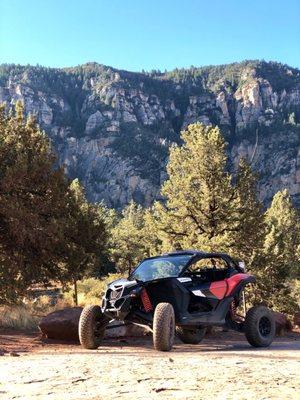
[102, 293, 133, 319]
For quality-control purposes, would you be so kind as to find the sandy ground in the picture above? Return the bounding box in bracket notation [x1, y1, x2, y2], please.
[0, 331, 299, 400]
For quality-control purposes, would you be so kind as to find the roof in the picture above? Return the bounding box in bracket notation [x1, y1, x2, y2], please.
[162, 250, 230, 258]
[162, 250, 204, 256]
[142, 250, 234, 264]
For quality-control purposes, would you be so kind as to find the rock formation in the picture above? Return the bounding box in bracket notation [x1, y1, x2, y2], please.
[0, 60, 299, 208]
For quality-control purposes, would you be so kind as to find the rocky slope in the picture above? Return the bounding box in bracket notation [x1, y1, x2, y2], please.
[0, 61, 299, 209]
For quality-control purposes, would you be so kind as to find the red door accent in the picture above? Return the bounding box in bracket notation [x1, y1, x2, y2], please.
[225, 273, 250, 296]
[209, 281, 227, 299]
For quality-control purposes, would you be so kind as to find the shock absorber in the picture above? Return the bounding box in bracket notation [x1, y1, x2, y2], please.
[140, 288, 153, 312]
[230, 299, 237, 320]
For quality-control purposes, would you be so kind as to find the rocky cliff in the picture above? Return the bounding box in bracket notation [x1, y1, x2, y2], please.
[0, 61, 299, 209]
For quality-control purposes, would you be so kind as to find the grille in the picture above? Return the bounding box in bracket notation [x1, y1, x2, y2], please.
[110, 287, 123, 300]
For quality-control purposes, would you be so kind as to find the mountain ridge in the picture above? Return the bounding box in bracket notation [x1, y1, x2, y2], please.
[0, 60, 299, 209]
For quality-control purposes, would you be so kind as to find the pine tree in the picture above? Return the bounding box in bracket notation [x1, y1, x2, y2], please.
[0, 103, 110, 303]
[159, 123, 240, 252]
[142, 202, 165, 256]
[0, 102, 69, 302]
[235, 158, 265, 265]
[253, 190, 300, 312]
[110, 201, 147, 274]
[265, 190, 300, 277]
[60, 179, 109, 304]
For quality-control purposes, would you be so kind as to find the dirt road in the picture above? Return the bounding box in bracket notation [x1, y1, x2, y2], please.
[0, 332, 299, 400]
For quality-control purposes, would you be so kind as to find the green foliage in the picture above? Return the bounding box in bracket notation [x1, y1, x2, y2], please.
[164, 60, 300, 94]
[252, 190, 300, 313]
[108, 201, 163, 274]
[109, 202, 148, 274]
[255, 61, 300, 92]
[0, 103, 110, 303]
[96, 121, 300, 315]
[235, 158, 265, 264]
[264, 190, 300, 278]
[156, 123, 249, 255]
[0, 101, 70, 302]
[58, 179, 109, 284]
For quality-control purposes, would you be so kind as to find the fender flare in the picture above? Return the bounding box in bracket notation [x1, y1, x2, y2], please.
[226, 274, 256, 297]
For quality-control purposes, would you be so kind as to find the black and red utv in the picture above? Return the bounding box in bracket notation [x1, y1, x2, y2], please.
[79, 250, 275, 351]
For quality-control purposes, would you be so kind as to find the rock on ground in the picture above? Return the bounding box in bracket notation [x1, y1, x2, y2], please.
[273, 311, 293, 335]
[38, 307, 147, 341]
[39, 307, 83, 341]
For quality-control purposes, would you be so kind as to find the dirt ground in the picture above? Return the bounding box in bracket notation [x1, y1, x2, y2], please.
[0, 330, 299, 400]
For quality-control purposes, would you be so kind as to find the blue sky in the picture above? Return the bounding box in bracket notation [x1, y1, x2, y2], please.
[1, 0, 299, 71]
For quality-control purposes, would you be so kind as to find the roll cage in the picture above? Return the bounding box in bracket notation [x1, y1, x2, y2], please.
[129, 250, 244, 281]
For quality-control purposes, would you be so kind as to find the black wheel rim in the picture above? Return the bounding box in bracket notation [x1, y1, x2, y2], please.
[259, 316, 272, 337]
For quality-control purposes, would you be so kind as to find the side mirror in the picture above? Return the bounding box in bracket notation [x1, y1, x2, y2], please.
[238, 261, 246, 272]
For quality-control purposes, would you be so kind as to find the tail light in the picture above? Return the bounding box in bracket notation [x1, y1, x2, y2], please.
[140, 288, 153, 312]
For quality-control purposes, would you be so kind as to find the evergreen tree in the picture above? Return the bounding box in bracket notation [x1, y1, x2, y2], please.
[235, 158, 265, 265]
[0, 102, 69, 302]
[159, 123, 241, 252]
[0, 103, 110, 303]
[59, 179, 109, 304]
[264, 190, 300, 278]
[142, 202, 165, 256]
[253, 190, 300, 312]
[110, 201, 147, 274]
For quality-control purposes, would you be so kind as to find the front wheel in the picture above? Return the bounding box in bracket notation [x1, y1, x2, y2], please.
[244, 305, 275, 347]
[153, 303, 175, 351]
[79, 305, 107, 349]
[176, 326, 206, 344]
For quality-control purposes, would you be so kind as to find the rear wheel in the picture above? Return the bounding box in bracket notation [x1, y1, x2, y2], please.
[79, 305, 107, 349]
[176, 326, 206, 344]
[153, 303, 175, 351]
[244, 305, 275, 347]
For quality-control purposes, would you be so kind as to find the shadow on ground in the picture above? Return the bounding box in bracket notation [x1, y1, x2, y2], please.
[1, 328, 299, 357]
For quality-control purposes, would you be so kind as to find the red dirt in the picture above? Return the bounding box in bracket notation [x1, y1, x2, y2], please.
[0, 329, 299, 400]
[1, 327, 299, 354]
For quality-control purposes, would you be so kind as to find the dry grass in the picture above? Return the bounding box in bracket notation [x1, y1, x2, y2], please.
[0, 273, 122, 330]
[62, 273, 123, 306]
[0, 305, 39, 330]
[0, 296, 72, 331]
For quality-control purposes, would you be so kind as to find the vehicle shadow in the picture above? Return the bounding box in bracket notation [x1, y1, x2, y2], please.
[2, 329, 299, 356]
[36, 331, 300, 358]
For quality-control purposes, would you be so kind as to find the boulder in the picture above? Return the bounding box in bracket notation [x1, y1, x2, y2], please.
[293, 312, 300, 328]
[273, 311, 292, 335]
[39, 307, 147, 341]
[39, 307, 83, 341]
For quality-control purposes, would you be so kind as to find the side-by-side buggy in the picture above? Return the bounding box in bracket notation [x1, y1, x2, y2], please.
[79, 250, 275, 351]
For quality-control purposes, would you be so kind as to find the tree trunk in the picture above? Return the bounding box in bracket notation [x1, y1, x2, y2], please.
[73, 279, 78, 306]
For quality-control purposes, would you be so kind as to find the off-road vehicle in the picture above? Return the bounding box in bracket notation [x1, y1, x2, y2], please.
[79, 250, 275, 351]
